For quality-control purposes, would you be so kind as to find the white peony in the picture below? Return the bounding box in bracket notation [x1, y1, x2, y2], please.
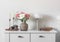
[18, 14, 25, 19]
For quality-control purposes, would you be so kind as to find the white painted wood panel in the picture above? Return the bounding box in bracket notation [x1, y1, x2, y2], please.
[5, 33, 9, 42]
[31, 34, 55, 42]
[10, 34, 30, 42]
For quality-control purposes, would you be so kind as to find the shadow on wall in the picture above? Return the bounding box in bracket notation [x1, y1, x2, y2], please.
[38, 14, 54, 28]
[56, 31, 60, 42]
[28, 14, 55, 30]
[53, 28, 60, 42]
[27, 13, 37, 30]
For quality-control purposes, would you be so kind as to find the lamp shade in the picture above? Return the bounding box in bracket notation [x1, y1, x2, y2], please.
[56, 16, 60, 20]
[34, 14, 40, 19]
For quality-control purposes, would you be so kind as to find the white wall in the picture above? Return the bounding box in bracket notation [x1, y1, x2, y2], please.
[0, 0, 60, 42]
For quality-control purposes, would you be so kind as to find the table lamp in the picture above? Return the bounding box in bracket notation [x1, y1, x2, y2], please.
[34, 14, 40, 31]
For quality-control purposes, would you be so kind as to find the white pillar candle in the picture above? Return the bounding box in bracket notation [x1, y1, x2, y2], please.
[9, 13, 11, 27]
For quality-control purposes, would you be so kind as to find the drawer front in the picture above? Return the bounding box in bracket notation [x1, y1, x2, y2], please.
[10, 34, 30, 42]
[31, 34, 55, 42]
[5, 34, 9, 42]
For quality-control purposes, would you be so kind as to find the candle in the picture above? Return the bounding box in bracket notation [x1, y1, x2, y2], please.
[9, 13, 11, 27]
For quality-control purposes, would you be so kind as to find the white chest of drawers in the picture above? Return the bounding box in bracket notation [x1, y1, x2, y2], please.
[5, 30, 57, 42]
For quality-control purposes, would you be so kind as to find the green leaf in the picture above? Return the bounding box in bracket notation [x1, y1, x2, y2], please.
[23, 17, 27, 23]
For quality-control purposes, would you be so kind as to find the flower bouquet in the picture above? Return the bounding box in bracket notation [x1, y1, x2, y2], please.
[16, 12, 30, 23]
[16, 11, 30, 31]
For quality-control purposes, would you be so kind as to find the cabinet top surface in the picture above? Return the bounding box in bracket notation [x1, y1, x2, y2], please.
[5, 30, 57, 34]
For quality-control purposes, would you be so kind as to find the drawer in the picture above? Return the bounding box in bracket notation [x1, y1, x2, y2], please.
[5, 34, 9, 42]
[10, 34, 30, 42]
[31, 34, 55, 42]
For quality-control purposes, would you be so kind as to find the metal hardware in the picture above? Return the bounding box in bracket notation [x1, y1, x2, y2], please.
[18, 36, 24, 38]
[39, 35, 45, 38]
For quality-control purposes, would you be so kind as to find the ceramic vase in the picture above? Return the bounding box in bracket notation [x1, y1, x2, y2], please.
[20, 22, 28, 31]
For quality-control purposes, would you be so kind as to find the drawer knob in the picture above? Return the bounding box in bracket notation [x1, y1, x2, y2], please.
[39, 36, 45, 38]
[18, 36, 24, 38]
